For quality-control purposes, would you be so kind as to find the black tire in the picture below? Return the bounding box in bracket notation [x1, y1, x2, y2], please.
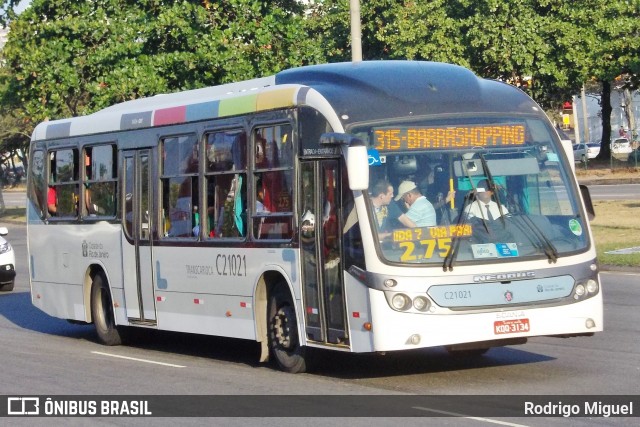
[90, 272, 122, 346]
[0, 280, 14, 292]
[268, 285, 307, 373]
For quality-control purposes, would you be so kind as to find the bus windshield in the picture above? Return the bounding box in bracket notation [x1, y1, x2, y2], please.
[357, 115, 589, 266]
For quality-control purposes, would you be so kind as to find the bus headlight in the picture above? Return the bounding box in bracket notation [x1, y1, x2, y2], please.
[586, 279, 598, 293]
[413, 296, 430, 312]
[573, 278, 599, 300]
[391, 293, 411, 311]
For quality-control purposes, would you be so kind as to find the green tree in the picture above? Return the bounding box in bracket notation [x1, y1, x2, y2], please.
[0, 0, 322, 166]
[450, 1, 592, 111]
[306, 0, 465, 64]
[306, 1, 587, 109]
[588, 1, 640, 157]
[531, 0, 640, 158]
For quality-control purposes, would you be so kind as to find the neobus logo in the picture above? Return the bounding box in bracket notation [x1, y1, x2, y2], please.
[473, 271, 535, 282]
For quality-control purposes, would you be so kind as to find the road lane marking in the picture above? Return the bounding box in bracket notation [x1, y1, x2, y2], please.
[91, 351, 186, 368]
[600, 271, 640, 277]
[413, 406, 530, 427]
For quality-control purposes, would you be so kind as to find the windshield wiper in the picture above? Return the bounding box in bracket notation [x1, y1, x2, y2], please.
[443, 154, 479, 272]
[443, 190, 475, 272]
[511, 195, 558, 263]
[514, 214, 559, 263]
[477, 153, 558, 262]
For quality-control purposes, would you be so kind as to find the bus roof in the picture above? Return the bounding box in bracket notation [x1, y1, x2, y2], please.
[32, 61, 540, 141]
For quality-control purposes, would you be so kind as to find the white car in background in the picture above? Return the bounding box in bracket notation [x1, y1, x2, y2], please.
[572, 143, 588, 163]
[586, 142, 601, 159]
[612, 138, 632, 154]
[0, 227, 16, 292]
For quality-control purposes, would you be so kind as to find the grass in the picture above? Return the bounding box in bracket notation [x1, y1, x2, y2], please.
[2, 202, 639, 267]
[0, 207, 27, 223]
[590, 200, 640, 267]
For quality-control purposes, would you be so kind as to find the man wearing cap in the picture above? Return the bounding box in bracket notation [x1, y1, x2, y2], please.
[465, 179, 508, 220]
[395, 180, 437, 227]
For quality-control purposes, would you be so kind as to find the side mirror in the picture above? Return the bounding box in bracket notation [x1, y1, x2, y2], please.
[346, 140, 369, 190]
[579, 184, 595, 221]
[0, 227, 8, 236]
[320, 133, 369, 191]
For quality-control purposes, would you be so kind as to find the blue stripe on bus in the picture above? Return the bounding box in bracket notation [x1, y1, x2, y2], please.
[186, 100, 219, 122]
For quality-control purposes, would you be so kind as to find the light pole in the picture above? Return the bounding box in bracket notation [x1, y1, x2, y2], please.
[350, 0, 362, 62]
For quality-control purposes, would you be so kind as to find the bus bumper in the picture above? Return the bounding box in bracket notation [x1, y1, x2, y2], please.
[354, 289, 603, 353]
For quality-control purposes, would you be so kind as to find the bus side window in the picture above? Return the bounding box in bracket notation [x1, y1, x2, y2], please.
[252, 124, 294, 240]
[205, 174, 246, 238]
[161, 134, 199, 238]
[49, 148, 80, 219]
[83, 144, 117, 218]
[27, 150, 47, 218]
[253, 171, 293, 240]
[205, 129, 247, 239]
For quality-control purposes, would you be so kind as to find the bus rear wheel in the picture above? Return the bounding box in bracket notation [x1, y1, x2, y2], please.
[90, 272, 122, 346]
[268, 286, 307, 373]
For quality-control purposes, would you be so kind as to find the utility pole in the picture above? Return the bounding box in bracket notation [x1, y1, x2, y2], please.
[350, 0, 362, 62]
[581, 85, 590, 142]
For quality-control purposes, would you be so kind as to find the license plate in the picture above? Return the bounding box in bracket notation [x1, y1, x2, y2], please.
[494, 318, 530, 335]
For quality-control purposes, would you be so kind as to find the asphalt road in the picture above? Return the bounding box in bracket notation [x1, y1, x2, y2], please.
[0, 190, 26, 208]
[0, 224, 638, 426]
[586, 183, 640, 200]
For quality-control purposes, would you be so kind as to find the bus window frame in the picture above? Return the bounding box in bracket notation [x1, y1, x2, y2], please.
[47, 147, 80, 220]
[159, 133, 200, 240]
[82, 143, 118, 220]
[251, 121, 295, 241]
[203, 126, 248, 241]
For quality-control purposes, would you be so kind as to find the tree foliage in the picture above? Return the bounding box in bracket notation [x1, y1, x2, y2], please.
[0, 0, 323, 166]
[0, 0, 638, 166]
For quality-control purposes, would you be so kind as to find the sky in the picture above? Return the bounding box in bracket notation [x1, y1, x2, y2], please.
[15, 1, 30, 14]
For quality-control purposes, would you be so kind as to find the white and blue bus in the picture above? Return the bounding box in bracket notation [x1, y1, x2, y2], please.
[27, 61, 601, 373]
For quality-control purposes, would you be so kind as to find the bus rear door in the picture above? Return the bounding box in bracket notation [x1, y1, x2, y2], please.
[122, 149, 157, 323]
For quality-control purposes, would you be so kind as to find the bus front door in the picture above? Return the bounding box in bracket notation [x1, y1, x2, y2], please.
[300, 160, 348, 346]
[122, 150, 157, 323]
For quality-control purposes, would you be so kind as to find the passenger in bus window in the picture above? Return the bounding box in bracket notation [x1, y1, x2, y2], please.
[394, 180, 437, 227]
[369, 179, 403, 235]
[47, 186, 57, 216]
[255, 135, 267, 168]
[256, 179, 269, 213]
[84, 153, 99, 215]
[465, 179, 509, 221]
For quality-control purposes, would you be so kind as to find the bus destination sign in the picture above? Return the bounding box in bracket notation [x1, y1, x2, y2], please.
[373, 124, 526, 151]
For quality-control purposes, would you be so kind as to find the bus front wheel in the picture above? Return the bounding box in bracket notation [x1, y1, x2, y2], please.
[268, 286, 307, 373]
[90, 272, 122, 346]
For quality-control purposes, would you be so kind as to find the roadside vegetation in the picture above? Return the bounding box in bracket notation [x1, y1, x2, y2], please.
[591, 200, 640, 267]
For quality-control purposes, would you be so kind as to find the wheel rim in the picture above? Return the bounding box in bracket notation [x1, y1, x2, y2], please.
[272, 305, 296, 351]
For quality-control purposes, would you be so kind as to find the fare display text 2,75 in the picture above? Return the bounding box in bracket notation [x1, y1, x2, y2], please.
[393, 225, 472, 262]
[373, 124, 526, 151]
